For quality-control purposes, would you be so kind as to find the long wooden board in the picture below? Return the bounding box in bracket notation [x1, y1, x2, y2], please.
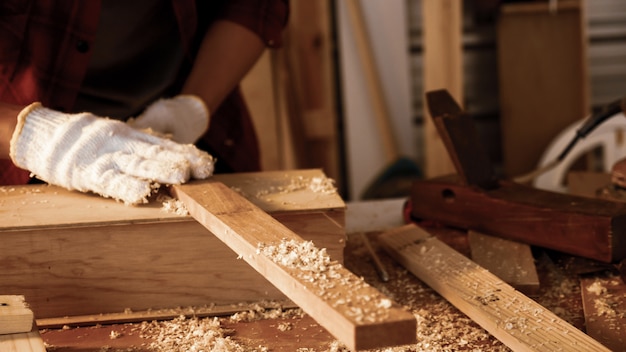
[171, 181, 416, 351]
[379, 224, 611, 352]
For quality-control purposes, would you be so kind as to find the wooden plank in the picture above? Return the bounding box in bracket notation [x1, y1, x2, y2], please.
[468, 231, 540, 296]
[379, 224, 611, 352]
[0, 326, 46, 352]
[0, 296, 33, 335]
[171, 181, 416, 351]
[580, 275, 626, 351]
[422, 0, 462, 178]
[410, 175, 626, 263]
[1, 170, 346, 319]
[498, 0, 590, 177]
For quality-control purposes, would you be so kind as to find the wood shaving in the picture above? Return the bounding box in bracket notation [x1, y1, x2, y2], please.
[276, 322, 293, 332]
[244, 175, 337, 198]
[157, 194, 189, 216]
[229, 303, 304, 323]
[587, 277, 624, 319]
[135, 315, 263, 352]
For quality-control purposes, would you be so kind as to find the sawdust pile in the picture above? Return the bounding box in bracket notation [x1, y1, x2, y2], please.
[134, 315, 257, 351]
[157, 194, 189, 216]
[262, 175, 336, 195]
[586, 276, 624, 319]
[258, 238, 395, 325]
[344, 233, 511, 352]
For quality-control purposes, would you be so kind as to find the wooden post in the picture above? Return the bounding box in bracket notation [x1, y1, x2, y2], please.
[422, 0, 463, 178]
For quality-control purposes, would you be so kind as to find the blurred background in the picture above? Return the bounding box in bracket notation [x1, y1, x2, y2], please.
[240, 0, 626, 200]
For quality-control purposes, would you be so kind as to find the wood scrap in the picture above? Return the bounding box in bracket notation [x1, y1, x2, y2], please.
[171, 180, 417, 351]
[0, 296, 33, 335]
[580, 275, 626, 352]
[379, 224, 611, 352]
[468, 231, 540, 296]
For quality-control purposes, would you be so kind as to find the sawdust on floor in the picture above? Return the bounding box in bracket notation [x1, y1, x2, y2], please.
[42, 229, 596, 352]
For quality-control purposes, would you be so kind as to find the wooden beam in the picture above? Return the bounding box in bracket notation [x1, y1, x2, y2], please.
[468, 231, 540, 296]
[379, 224, 611, 352]
[171, 181, 416, 351]
[0, 296, 33, 335]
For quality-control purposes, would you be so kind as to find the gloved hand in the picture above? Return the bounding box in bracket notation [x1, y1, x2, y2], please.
[10, 102, 215, 205]
[128, 95, 209, 144]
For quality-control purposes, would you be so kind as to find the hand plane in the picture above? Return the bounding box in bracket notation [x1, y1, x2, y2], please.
[408, 90, 626, 263]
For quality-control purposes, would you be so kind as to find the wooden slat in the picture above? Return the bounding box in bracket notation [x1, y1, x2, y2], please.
[468, 231, 540, 296]
[379, 224, 611, 352]
[171, 181, 416, 351]
[0, 296, 33, 335]
[580, 276, 626, 351]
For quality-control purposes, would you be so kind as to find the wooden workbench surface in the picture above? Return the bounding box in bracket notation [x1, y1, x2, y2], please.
[39, 224, 609, 352]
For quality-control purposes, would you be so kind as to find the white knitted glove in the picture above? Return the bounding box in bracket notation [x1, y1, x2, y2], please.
[9, 103, 215, 205]
[128, 95, 209, 144]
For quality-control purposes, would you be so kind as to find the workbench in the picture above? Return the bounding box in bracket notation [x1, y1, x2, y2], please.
[3, 173, 624, 351]
[25, 199, 621, 351]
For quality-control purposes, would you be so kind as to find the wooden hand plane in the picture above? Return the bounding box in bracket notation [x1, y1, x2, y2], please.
[409, 90, 626, 263]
